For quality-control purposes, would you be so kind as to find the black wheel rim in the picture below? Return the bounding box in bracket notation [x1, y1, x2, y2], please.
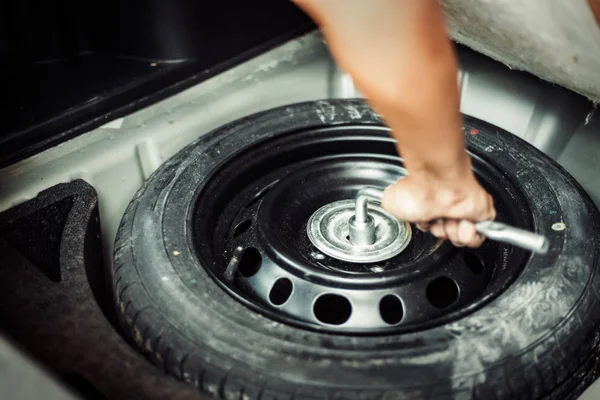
[192, 125, 533, 334]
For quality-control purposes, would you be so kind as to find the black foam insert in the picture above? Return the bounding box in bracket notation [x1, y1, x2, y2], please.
[0, 180, 205, 399]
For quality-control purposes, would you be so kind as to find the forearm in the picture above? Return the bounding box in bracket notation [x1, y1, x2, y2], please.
[293, 0, 470, 180]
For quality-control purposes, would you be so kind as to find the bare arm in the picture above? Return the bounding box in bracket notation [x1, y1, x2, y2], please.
[293, 0, 495, 247]
[293, 0, 469, 181]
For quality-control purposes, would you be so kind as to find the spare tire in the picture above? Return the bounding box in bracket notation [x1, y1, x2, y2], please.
[113, 99, 600, 399]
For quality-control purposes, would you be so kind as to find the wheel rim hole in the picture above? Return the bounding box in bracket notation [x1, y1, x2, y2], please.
[379, 294, 404, 325]
[239, 247, 262, 278]
[232, 219, 252, 238]
[463, 251, 484, 276]
[313, 294, 352, 325]
[269, 278, 293, 306]
[426, 277, 459, 309]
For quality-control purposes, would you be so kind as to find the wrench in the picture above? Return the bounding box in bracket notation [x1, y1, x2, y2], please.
[352, 186, 550, 254]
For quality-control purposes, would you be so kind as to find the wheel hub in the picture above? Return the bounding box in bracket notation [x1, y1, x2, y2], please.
[307, 200, 412, 263]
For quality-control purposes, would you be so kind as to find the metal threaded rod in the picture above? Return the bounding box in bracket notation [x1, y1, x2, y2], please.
[349, 187, 384, 246]
[355, 187, 384, 222]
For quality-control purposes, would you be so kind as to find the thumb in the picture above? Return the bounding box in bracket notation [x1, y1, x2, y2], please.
[381, 180, 424, 222]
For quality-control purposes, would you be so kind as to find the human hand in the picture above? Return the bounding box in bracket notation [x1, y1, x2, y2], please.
[381, 171, 496, 248]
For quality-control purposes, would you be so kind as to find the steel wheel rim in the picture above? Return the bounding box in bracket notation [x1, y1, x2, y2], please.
[192, 125, 532, 334]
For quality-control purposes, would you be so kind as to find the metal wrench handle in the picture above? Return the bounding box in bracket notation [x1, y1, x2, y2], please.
[354, 186, 549, 254]
[475, 221, 549, 254]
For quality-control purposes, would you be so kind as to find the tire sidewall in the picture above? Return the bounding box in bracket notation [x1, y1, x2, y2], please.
[119, 99, 600, 389]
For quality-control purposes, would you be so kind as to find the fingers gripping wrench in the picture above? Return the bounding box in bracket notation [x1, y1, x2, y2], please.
[349, 186, 550, 254]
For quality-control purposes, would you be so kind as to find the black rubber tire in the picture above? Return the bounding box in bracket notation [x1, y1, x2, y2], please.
[113, 99, 600, 400]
